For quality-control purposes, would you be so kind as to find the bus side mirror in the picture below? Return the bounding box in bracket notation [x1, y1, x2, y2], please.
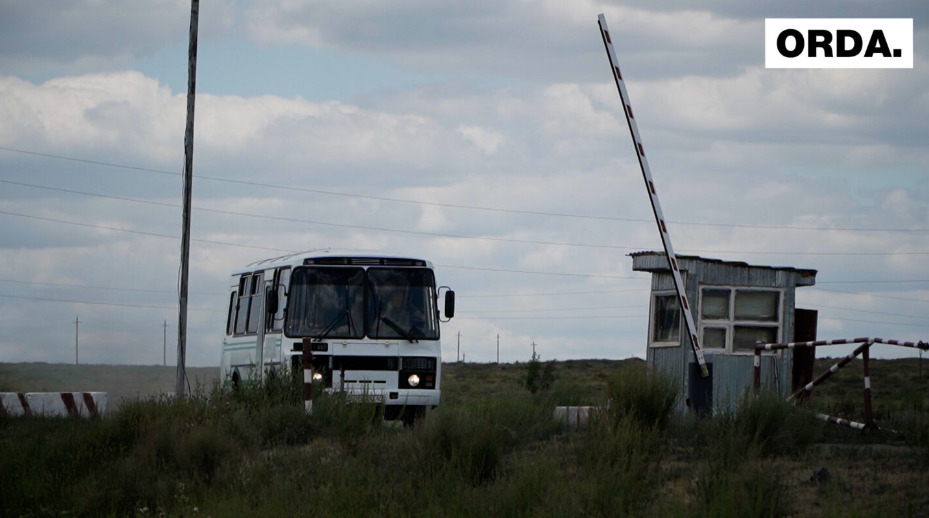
[443, 289, 455, 320]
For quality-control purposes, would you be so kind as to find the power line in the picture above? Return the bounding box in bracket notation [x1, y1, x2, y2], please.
[0, 209, 297, 253]
[3, 207, 929, 283]
[0, 146, 180, 177]
[437, 264, 646, 280]
[4, 280, 926, 326]
[1, 179, 179, 209]
[6, 179, 929, 257]
[0, 292, 222, 312]
[455, 314, 646, 320]
[5, 275, 927, 306]
[807, 287, 929, 305]
[459, 288, 650, 298]
[2, 145, 926, 233]
[458, 304, 641, 314]
[0, 277, 224, 296]
[2, 203, 927, 283]
[818, 279, 929, 284]
[819, 316, 929, 329]
[0, 180, 690, 252]
[814, 303, 929, 322]
[0, 209, 655, 280]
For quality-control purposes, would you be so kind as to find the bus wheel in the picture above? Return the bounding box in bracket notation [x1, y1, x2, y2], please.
[231, 369, 241, 390]
[401, 406, 425, 427]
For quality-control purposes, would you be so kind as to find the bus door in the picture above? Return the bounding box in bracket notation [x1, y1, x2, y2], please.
[262, 267, 290, 367]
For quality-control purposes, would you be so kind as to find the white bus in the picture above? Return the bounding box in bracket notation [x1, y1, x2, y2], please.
[221, 250, 455, 422]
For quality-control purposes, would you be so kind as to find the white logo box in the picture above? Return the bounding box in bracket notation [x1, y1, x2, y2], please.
[765, 18, 913, 69]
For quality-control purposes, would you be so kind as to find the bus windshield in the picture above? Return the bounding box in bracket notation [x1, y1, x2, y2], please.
[284, 266, 439, 340]
[285, 267, 365, 339]
[367, 268, 439, 340]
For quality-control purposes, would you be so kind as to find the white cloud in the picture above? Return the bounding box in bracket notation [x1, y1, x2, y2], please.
[0, 1, 927, 366]
[456, 125, 506, 155]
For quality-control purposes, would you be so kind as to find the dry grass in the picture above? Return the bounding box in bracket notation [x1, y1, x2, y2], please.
[2, 357, 929, 517]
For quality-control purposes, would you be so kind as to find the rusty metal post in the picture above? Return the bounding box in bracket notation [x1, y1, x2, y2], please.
[753, 341, 762, 395]
[862, 342, 874, 428]
[302, 338, 314, 415]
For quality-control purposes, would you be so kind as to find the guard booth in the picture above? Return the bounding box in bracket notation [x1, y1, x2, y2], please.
[631, 251, 818, 414]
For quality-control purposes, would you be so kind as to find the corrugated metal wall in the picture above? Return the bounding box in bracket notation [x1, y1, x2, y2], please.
[634, 252, 815, 414]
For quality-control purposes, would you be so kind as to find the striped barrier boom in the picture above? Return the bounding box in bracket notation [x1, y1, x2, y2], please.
[755, 337, 927, 352]
[0, 392, 108, 418]
[872, 338, 929, 350]
[755, 337, 928, 400]
[755, 337, 873, 351]
[598, 14, 708, 377]
[797, 344, 868, 393]
[816, 413, 867, 430]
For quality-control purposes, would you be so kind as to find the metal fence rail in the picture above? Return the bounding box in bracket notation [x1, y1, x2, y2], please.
[753, 337, 928, 430]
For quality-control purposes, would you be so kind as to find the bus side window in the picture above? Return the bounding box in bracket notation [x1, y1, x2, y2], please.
[225, 291, 237, 336]
[234, 275, 250, 335]
[246, 274, 262, 334]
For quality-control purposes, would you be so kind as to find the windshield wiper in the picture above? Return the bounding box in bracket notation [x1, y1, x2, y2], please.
[315, 310, 347, 341]
[380, 316, 421, 343]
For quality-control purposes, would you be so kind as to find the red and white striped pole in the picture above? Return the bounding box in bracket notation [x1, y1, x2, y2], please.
[816, 413, 867, 430]
[302, 338, 314, 415]
[788, 341, 870, 402]
[754, 342, 762, 395]
[862, 345, 874, 427]
[598, 14, 708, 377]
[0, 392, 106, 417]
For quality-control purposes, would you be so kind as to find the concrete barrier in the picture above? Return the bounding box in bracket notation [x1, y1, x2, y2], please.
[553, 406, 604, 430]
[0, 392, 108, 418]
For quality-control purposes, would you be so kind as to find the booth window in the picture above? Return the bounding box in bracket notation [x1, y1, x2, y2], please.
[699, 287, 782, 353]
[651, 293, 681, 346]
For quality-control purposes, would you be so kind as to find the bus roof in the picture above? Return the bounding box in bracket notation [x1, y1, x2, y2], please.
[232, 249, 435, 275]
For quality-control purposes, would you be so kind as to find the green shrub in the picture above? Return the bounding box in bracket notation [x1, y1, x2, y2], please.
[579, 413, 663, 515]
[606, 366, 678, 429]
[691, 464, 789, 518]
[525, 352, 556, 394]
[5, 359, 929, 517]
[734, 393, 822, 457]
[418, 403, 505, 484]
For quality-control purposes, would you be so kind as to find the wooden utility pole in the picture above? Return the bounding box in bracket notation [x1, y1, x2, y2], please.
[75, 316, 79, 364]
[496, 334, 500, 364]
[163, 320, 168, 366]
[457, 331, 461, 363]
[177, 0, 199, 395]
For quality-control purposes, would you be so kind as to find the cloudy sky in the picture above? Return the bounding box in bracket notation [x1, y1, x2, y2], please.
[0, 1, 926, 368]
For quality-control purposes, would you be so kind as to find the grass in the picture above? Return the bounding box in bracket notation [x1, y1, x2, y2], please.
[2, 358, 929, 517]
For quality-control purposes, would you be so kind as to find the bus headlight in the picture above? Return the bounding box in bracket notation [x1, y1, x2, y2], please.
[312, 372, 323, 382]
[407, 374, 420, 387]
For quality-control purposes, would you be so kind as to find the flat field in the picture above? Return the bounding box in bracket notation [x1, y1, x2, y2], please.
[1, 357, 928, 517]
[0, 363, 219, 410]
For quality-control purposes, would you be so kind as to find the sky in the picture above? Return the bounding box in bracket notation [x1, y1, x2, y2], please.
[0, 0, 927, 369]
